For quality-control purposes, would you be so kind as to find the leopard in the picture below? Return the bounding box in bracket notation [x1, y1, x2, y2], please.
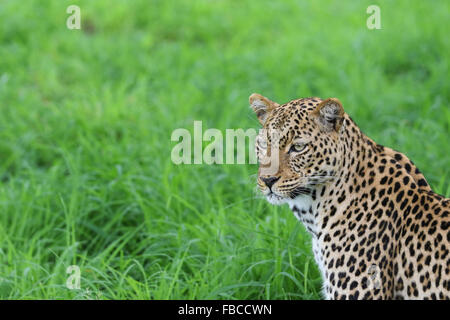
[250, 93, 450, 300]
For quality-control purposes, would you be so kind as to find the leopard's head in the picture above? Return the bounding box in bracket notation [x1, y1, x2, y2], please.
[250, 93, 346, 205]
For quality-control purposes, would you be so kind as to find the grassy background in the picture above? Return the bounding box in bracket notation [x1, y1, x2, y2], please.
[0, 0, 449, 299]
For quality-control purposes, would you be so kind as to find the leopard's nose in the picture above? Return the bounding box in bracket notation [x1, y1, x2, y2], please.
[261, 176, 280, 189]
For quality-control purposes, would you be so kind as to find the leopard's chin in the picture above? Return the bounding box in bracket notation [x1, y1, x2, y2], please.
[265, 192, 288, 205]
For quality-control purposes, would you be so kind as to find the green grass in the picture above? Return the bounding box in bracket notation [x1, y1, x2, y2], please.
[0, 0, 449, 299]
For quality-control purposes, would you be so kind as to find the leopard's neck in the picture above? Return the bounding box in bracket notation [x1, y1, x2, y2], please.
[287, 116, 367, 237]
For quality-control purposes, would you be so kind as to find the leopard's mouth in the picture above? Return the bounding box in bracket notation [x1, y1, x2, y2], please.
[261, 183, 313, 205]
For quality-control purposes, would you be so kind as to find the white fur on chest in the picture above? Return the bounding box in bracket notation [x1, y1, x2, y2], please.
[287, 195, 318, 235]
[287, 194, 314, 213]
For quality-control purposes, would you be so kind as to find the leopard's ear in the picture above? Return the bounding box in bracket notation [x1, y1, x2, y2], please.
[313, 98, 345, 132]
[249, 93, 279, 125]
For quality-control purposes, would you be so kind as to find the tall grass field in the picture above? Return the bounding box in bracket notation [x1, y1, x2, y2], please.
[0, 0, 449, 299]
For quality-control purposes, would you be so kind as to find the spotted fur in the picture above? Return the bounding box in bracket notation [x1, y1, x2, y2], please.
[250, 93, 450, 300]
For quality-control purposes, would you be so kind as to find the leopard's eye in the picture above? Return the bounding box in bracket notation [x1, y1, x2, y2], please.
[289, 143, 308, 154]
